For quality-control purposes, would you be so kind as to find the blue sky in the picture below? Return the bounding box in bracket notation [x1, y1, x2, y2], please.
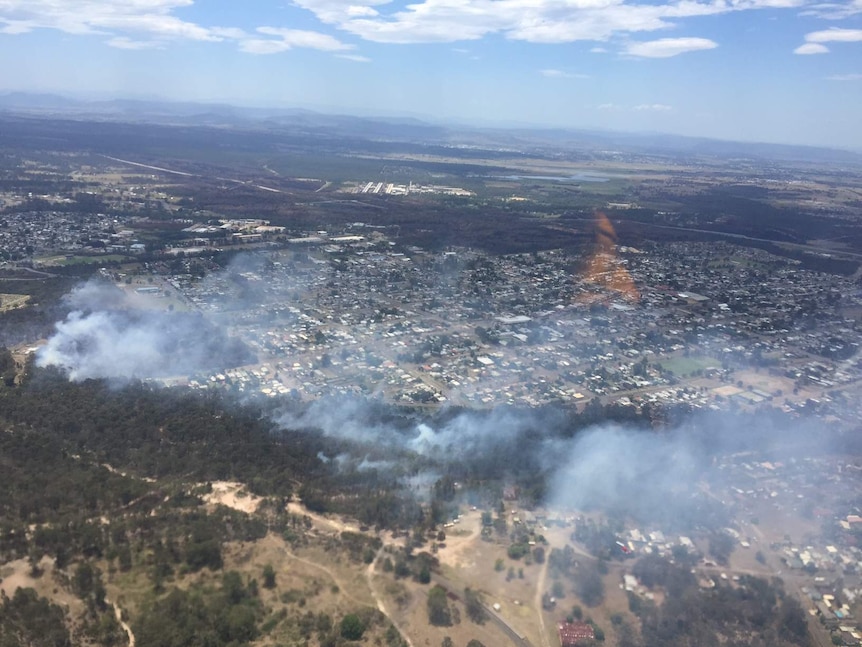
[0, 0, 860, 148]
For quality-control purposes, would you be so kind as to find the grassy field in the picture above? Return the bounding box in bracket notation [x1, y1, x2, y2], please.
[659, 355, 720, 377]
[36, 253, 130, 266]
[121, 277, 194, 312]
[0, 293, 30, 312]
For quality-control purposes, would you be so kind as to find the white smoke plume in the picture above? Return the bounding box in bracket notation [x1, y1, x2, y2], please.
[277, 397, 557, 458]
[544, 409, 841, 529]
[546, 423, 707, 523]
[31, 259, 853, 534]
[277, 390, 848, 532]
[36, 279, 253, 381]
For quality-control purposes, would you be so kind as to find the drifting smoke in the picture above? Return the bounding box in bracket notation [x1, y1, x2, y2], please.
[35, 251, 320, 382]
[279, 396, 413, 447]
[279, 391, 842, 530]
[278, 397, 562, 459]
[64, 278, 128, 310]
[545, 409, 845, 530]
[31, 257, 849, 532]
[548, 425, 700, 509]
[545, 421, 722, 527]
[36, 280, 253, 381]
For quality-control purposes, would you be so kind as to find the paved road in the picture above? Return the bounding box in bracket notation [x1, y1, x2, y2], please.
[102, 155, 285, 193]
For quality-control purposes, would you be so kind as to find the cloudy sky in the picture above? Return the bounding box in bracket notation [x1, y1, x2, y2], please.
[0, 0, 860, 148]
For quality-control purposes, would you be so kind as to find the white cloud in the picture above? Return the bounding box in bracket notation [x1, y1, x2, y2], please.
[328, 11, 495, 44]
[800, 0, 862, 19]
[210, 27, 247, 40]
[238, 38, 292, 54]
[0, 1, 225, 41]
[540, 69, 589, 78]
[239, 28, 353, 54]
[0, 1, 354, 56]
[794, 27, 862, 54]
[633, 103, 673, 110]
[826, 72, 862, 80]
[252, 26, 354, 51]
[292, 0, 803, 45]
[591, 46, 608, 53]
[289, 0, 393, 27]
[0, 19, 35, 34]
[336, 53, 371, 61]
[0, 0, 849, 57]
[794, 42, 830, 53]
[805, 27, 862, 42]
[106, 35, 162, 49]
[97, 13, 221, 41]
[345, 5, 379, 17]
[626, 36, 718, 57]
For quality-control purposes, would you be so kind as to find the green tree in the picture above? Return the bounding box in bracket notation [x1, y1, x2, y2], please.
[222, 571, 246, 605]
[464, 588, 486, 624]
[185, 538, 222, 572]
[507, 543, 529, 559]
[552, 580, 566, 599]
[117, 544, 133, 572]
[262, 564, 276, 589]
[576, 563, 605, 607]
[708, 532, 735, 566]
[224, 605, 257, 643]
[0, 587, 71, 647]
[780, 596, 809, 641]
[73, 562, 95, 598]
[418, 564, 431, 584]
[340, 613, 365, 640]
[317, 613, 333, 633]
[427, 586, 452, 626]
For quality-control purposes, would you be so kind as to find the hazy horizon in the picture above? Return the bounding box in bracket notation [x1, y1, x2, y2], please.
[0, 1, 859, 150]
[3, 89, 862, 156]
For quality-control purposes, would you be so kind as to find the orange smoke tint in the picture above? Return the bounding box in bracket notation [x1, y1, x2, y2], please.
[580, 212, 639, 302]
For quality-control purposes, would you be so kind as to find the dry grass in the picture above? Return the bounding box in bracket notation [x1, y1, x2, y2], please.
[0, 294, 30, 312]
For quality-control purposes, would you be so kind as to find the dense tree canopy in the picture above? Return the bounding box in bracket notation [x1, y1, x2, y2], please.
[0, 588, 71, 647]
[628, 556, 811, 647]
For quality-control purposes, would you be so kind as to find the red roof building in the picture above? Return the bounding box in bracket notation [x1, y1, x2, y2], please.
[557, 621, 595, 646]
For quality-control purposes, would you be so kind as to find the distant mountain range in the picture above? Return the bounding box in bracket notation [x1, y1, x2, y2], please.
[1, 91, 859, 165]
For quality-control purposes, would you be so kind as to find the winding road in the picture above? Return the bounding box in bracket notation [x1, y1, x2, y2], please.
[111, 601, 135, 647]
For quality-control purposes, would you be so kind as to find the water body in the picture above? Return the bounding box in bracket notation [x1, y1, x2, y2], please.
[491, 172, 611, 183]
